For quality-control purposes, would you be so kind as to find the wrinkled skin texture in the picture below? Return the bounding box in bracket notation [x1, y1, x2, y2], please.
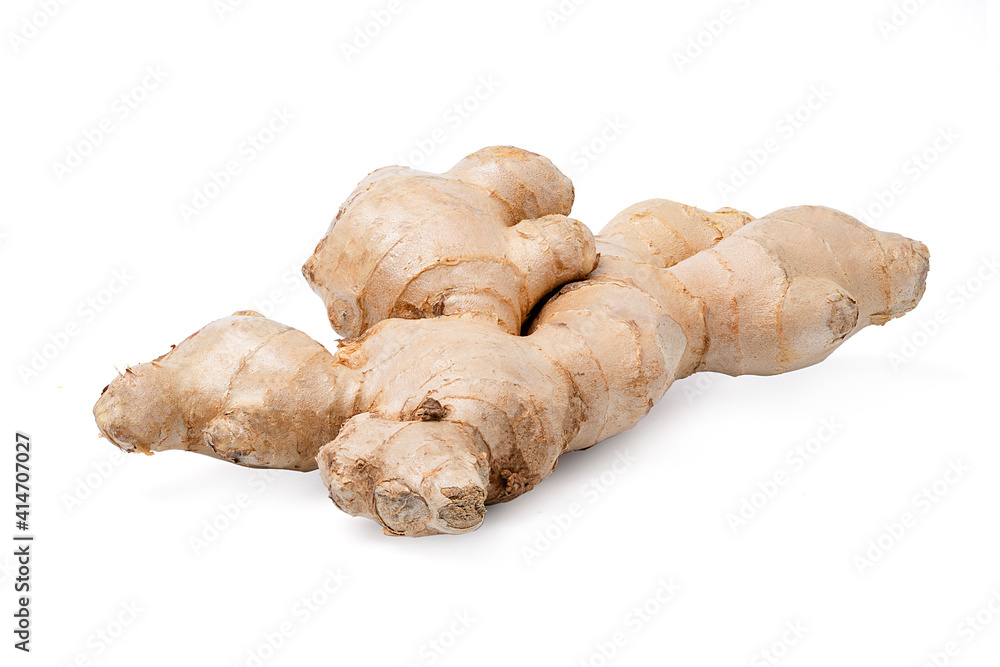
[94, 312, 351, 471]
[95, 209, 928, 536]
[302, 146, 595, 337]
[317, 202, 927, 535]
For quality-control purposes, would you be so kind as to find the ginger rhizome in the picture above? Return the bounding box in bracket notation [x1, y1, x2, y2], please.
[94, 312, 347, 471]
[94, 146, 929, 536]
[317, 203, 927, 535]
[303, 146, 595, 337]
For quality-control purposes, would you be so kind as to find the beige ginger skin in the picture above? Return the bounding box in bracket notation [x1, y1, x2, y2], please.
[302, 146, 593, 337]
[94, 147, 929, 536]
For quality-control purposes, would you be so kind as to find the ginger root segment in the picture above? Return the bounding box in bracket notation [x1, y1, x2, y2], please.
[582, 205, 931, 378]
[94, 312, 358, 471]
[319, 414, 491, 537]
[302, 146, 595, 338]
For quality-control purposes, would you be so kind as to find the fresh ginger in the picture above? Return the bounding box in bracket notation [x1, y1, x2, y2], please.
[94, 312, 346, 471]
[94, 147, 929, 536]
[303, 146, 595, 337]
[317, 203, 927, 535]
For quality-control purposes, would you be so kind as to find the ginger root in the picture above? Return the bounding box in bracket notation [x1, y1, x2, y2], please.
[94, 312, 347, 471]
[302, 146, 595, 337]
[316, 203, 927, 534]
[94, 147, 929, 536]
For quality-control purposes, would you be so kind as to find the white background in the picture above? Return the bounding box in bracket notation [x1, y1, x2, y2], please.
[2, 1, 998, 665]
